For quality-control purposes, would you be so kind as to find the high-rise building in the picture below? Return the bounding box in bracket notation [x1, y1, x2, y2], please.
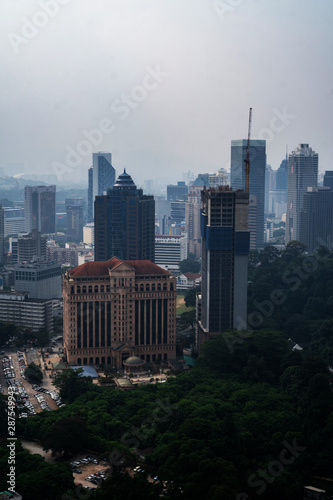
[276, 156, 288, 190]
[198, 186, 249, 348]
[66, 205, 84, 243]
[24, 185, 56, 234]
[299, 187, 333, 253]
[94, 170, 155, 262]
[323, 171, 333, 190]
[63, 257, 176, 368]
[18, 229, 46, 262]
[185, 177, 205, 259]
[230, 139, 266, 249]
[87, 152, 116, 222]
[286, 144, 318, 243]
[167, 181, 188, 201]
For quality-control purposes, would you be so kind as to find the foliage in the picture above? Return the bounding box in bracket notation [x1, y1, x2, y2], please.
[53, 368, 93, 403]
[180, 309, 196, 329]
[24, 362, 43, 383]
[184, 287, 200, 308]
[0, 442, 74, 500]
[42, 416, 86, 457]
[179, 258, 201, 274]
[15, 329, 333, 499]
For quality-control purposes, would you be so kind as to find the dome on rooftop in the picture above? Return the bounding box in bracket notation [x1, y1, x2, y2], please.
[123, 356, 145, 366]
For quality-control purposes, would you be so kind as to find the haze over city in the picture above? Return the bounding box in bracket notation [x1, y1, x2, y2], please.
[1, 0, 333, 185]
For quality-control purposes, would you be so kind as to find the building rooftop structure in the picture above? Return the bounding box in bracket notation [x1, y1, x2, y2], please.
[68, 257, 169, 278]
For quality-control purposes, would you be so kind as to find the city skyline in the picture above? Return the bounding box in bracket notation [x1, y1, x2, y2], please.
[1, 1, 333, 185]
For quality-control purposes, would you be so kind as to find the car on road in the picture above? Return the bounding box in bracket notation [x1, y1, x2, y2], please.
[73, 469, 82, 474]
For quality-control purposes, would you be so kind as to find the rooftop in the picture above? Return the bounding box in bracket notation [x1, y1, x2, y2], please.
[68, 257, 170, 277]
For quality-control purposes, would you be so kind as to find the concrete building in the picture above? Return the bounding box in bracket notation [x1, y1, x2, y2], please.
[94, 170, 155, 262]
[3, 208, 25, 237]
[198, 186, 249, 348]
[17, 229, 46, 262]
[231, 139, 266, 249]
[155, 234, 188, 272]
[83, 222, 94, 245]
[24, 185, 56, 234]
[66, 204, 83, 243]
[0, 291, 53, 333]
[323, 171, 333, 190]
[63, 257, 176, 368]
[299, 187, 333, 253]
[88, 152, 116, 222]
[167, 181, 188, 201]
[14, 261, 62, 299]
[286, 144, 318, 243]
[185, 177, 205, 259]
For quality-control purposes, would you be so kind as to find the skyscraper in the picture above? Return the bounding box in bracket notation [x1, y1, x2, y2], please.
[24, 185, 56, 234]
[198, 186, 249, 348]
[323, 171, 333, 190]
[286, 144, 318, 243]
[299, 187, 333, 253]
[230, 139, 266, 249]
[66, 205, 84, 243]
[94, 170, 155, 262]
[87, 152, 116, 222]
[185, 177, 205, 259]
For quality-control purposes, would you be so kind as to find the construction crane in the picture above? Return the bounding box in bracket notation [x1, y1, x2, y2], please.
[244, 107, 252, 193]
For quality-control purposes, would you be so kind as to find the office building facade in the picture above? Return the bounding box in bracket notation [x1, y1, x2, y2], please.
[185, 178, 205, 259]
[63, 257, 176, 368]
[24, 185, 56, 234]
[286, 144, 318, 243]
[299, 187, 333, 253]
[0, 292, 53, 333]
[155, 234, 188, 272]
[198, 186, 249, 348]
[88, 152, 116, 221]
[230, 139, 266, 249]
[94, 170, 155, 262]
[17, 229, 46, 262]
[14, 261, 62, 299]
[66, 205, 84, 243]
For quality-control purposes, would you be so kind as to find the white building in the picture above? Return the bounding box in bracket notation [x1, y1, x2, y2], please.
[155, 234, 188, 272]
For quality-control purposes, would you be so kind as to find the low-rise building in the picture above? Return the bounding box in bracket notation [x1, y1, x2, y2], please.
[0, 291, 53, 333]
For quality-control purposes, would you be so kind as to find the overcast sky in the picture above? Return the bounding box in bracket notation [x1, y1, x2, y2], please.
[1, 0, 332, 186]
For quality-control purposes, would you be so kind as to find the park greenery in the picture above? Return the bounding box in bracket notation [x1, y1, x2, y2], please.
[0, 244, 332, 499]
[24, 362, 43, 383]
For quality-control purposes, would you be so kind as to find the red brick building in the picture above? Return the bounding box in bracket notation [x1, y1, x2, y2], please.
[63, 257, 176, 369]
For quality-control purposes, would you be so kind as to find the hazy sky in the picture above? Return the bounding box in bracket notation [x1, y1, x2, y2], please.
[1, 0, 332, 186]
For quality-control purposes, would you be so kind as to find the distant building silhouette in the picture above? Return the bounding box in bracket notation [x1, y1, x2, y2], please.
[88, 152, 115, 222]
[299, 187, 333, 252]
[167, 181, 188, 201]
[24, 185, 56, 234]
[323, 171, 333, 190]
[66, 205, 83, 243]
[286, 144, 318, 243]
[230, 139, 266, 249]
